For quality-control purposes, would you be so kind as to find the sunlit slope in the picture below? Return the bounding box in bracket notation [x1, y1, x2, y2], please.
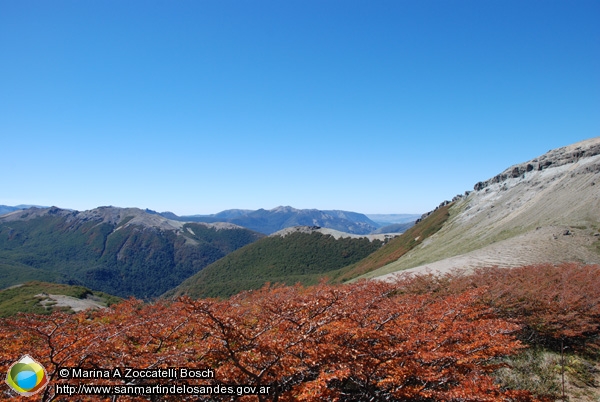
[362, 137, 600, 279]
[330, 204, 451, 282]
[166, 231, 383, 299]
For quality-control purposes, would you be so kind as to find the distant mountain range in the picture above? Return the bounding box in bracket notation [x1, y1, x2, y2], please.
[158, 206, 396, 235]
[2, 206, 419, 236]
[0, 204, 46, 216]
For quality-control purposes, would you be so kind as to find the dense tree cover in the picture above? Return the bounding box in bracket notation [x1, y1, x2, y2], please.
[170, 232, 383, 299]
[1, 279, 546, 401]
[0, 216, 262, 298]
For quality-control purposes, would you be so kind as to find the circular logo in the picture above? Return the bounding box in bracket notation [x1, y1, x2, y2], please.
[5, 355, 49, 396]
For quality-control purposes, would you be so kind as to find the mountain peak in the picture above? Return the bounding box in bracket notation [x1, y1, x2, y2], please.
[271, 206, 299, 213]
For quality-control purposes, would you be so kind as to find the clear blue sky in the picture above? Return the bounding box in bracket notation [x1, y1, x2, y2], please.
[1, 1, 598, 215]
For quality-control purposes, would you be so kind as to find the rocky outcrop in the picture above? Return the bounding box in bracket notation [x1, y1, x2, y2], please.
[474, 137, 600, 191]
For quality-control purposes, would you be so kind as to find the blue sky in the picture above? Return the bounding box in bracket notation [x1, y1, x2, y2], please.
[1, 1, 598, 215]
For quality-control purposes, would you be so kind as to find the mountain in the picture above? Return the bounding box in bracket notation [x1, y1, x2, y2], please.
[162, 206, 381, 235]
[356, 137, 600, 280]
[0, 206, 263, 298]
[0, 205, 47, 216]
[166, 228, 385, 299]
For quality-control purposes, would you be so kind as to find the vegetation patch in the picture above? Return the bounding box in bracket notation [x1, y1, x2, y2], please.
[2, 263, 598, 401]
[0, 281, 121, 317]
[168, 231, 383, 299]
[1, 281, 534, 401]
[495, 349, 561, 400]
[393, 262, 600, 401]
[329, 203, 452, 282]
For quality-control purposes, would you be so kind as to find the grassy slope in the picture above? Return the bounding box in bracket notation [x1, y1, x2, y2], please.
[0, 281, 121, 317]
[328, 204, 452, 282]
[167, 231, 383, 299]
[359, 159, 600, 280]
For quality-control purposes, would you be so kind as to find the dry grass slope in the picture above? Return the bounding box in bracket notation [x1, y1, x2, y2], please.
[361, 137, 600, 280]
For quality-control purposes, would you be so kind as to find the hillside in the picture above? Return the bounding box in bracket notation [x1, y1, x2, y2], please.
[166, 230, 383, 299]
[360, 137, 600, 280]
[370, 221, 415, 234]
[163, 206, 381, 235]
[0, 281, 121, 317]
[330, 203, 452, 282]
[0, 206, 263, 298]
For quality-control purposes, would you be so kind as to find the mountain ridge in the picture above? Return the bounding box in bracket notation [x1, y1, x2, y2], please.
[0, 206, 263, 298]
[360, 137, 600, 280]
[160, 206, 384, 235]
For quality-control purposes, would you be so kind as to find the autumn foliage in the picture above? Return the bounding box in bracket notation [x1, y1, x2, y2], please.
[3, 264, 596, 401]
[394, 263, 600, 352]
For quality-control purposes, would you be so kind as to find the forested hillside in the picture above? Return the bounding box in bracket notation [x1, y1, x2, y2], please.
[0, 207, 263, 298]
[168, 231, 383, 298]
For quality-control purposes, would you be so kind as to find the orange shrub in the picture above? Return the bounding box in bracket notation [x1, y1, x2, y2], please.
[0, 281, 543, 401]
[394, 263, 600, 352]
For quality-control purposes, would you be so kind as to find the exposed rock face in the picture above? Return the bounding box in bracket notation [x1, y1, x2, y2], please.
[474, 138, 600, 191]
[362, 137, 600, 280]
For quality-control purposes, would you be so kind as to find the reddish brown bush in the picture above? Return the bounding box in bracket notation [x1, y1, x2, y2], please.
[394, 263, 600, 351]
[0, 281, 540, 401]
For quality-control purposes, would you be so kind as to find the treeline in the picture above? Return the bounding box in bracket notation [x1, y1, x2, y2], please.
[4, 263, 598, 401]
